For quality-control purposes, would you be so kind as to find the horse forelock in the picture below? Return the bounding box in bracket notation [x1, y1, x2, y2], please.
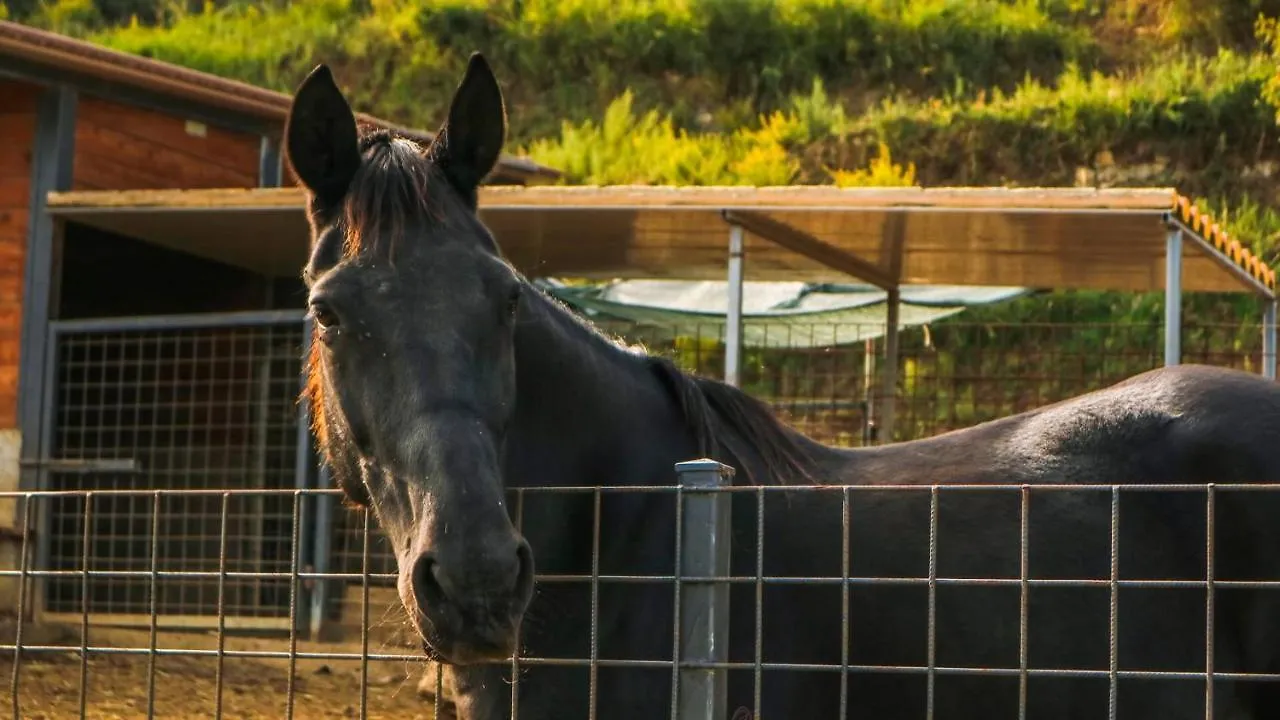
[339, 129, 441, 262]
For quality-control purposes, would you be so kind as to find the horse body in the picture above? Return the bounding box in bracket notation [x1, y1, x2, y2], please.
[473, 293, 1280, 720]
[280, 56, 1280, 720]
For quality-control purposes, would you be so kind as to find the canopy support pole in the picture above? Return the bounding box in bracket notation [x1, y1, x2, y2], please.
[1164, 227, 1183, 367]
[724, 223, 745, 387]
[880, 289, 900, 444]
[875, 214, 906, 445]
[1264, 300, 1277, 380]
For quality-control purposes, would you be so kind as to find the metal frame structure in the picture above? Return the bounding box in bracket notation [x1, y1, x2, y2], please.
[4, 463, 1278, 720]
[714, 206, 1279, 439]
[1163, 209, 1280, 378]
[28, 309, 315, 630]
[16, 85, 78, 522]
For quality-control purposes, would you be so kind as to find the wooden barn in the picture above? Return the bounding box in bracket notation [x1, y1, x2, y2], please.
[0, 20, 558, 626]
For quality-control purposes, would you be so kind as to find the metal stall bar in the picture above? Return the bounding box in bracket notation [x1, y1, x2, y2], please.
[16, 86, 77, 603]
[259, 135, 283, 189]
[309, 467, 334, 641]
[673, 459, 734, 720]
[724, 224, 745, 387]
[49, 309, 307, 333]
[17, 84, 78, 461]
[293, 316, 316, 637]
[37, 309, 310, 628]
[1165, 226, 1184, 366]
[1264, 301, 1277, 381]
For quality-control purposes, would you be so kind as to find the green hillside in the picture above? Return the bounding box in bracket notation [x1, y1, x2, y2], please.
[9, 0, 1280, 326]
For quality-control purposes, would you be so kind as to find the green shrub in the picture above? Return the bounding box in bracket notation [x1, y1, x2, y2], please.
[52, 0, 1099, 140]
[90, 0, 352, 92]
[9, 0, 1280, 330]
[523, 89, 917, 187]
[842, 50, 1277, 208]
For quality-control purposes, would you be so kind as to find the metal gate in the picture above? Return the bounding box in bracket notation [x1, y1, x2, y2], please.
[32, 310, 313, 629]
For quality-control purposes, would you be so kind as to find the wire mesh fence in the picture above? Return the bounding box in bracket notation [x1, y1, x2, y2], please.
[22, 313, 1272, 647]
[2, 488, 436, 720]
[37, 313, 309, 625]
[604, 319, 1267, 445]
[8, 308, 1275, 717]
[4, 470, 1280, 719]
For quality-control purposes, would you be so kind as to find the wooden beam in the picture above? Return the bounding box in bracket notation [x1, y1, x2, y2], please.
[47, 184, 1182, 212]
[722, 209, 898, 290]
[881, 210, 906, 282]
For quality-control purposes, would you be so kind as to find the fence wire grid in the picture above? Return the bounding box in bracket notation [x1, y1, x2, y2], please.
[9, 311, 1276, 718]
[4, 474, 1279, 720]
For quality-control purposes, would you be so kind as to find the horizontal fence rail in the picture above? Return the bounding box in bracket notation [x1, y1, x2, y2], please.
[4, 474, 1279, 719]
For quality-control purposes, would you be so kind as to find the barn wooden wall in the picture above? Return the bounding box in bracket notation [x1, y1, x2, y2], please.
[0, 78, 279, 611]
[0, 85, 268, 430]
[0, 80, 39, 431]
[73, 96, 260, 191]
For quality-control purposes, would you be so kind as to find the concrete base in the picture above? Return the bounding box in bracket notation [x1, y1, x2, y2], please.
[0, 429, 24, 614]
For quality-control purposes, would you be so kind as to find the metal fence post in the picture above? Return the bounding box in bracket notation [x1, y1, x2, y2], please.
[1164, 226, 1183, 366]
[673, 458, 734, 720]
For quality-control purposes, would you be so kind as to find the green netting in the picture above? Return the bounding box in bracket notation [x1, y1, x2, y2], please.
[540, 280, 1029, 348]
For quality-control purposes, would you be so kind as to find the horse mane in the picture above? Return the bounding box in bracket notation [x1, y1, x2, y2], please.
[647, 355, 818, 486]
[528, 282, 819, 486]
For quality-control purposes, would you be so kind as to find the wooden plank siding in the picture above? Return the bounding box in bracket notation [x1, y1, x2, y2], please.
[0, 90, 266, 429]
[0, 80, 39, 430]
[72, 97, 260, 191]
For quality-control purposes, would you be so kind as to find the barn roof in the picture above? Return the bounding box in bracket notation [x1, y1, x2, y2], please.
[43, 185, 1275, 297]
[0, 20, 559, 185]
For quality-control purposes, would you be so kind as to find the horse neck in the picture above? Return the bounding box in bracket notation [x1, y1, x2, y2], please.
[504, 289, 702, 489]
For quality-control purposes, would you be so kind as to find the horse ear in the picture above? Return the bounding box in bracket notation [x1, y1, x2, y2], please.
[427, 53, 507, 205]
[285, 64, 362, 209]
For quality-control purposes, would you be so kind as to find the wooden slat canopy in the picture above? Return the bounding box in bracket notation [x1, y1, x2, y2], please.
[44, 185, 1275, 296]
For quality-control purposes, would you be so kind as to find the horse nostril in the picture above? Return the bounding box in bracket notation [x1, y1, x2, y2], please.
[513, 539, 535, 599]
[412, 540, 533, 610]
[412, 553, 446, 608]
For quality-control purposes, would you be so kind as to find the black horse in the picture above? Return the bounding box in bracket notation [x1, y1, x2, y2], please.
[284, 55, 1280, 719]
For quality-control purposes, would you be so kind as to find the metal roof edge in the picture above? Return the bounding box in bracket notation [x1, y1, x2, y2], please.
[1169, 194, 1275, 291]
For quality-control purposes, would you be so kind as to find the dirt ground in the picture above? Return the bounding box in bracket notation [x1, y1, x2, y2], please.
[1, 622, 451, 719]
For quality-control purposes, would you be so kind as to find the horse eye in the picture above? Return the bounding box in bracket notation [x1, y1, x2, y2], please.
[310, 301, 340, 330]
